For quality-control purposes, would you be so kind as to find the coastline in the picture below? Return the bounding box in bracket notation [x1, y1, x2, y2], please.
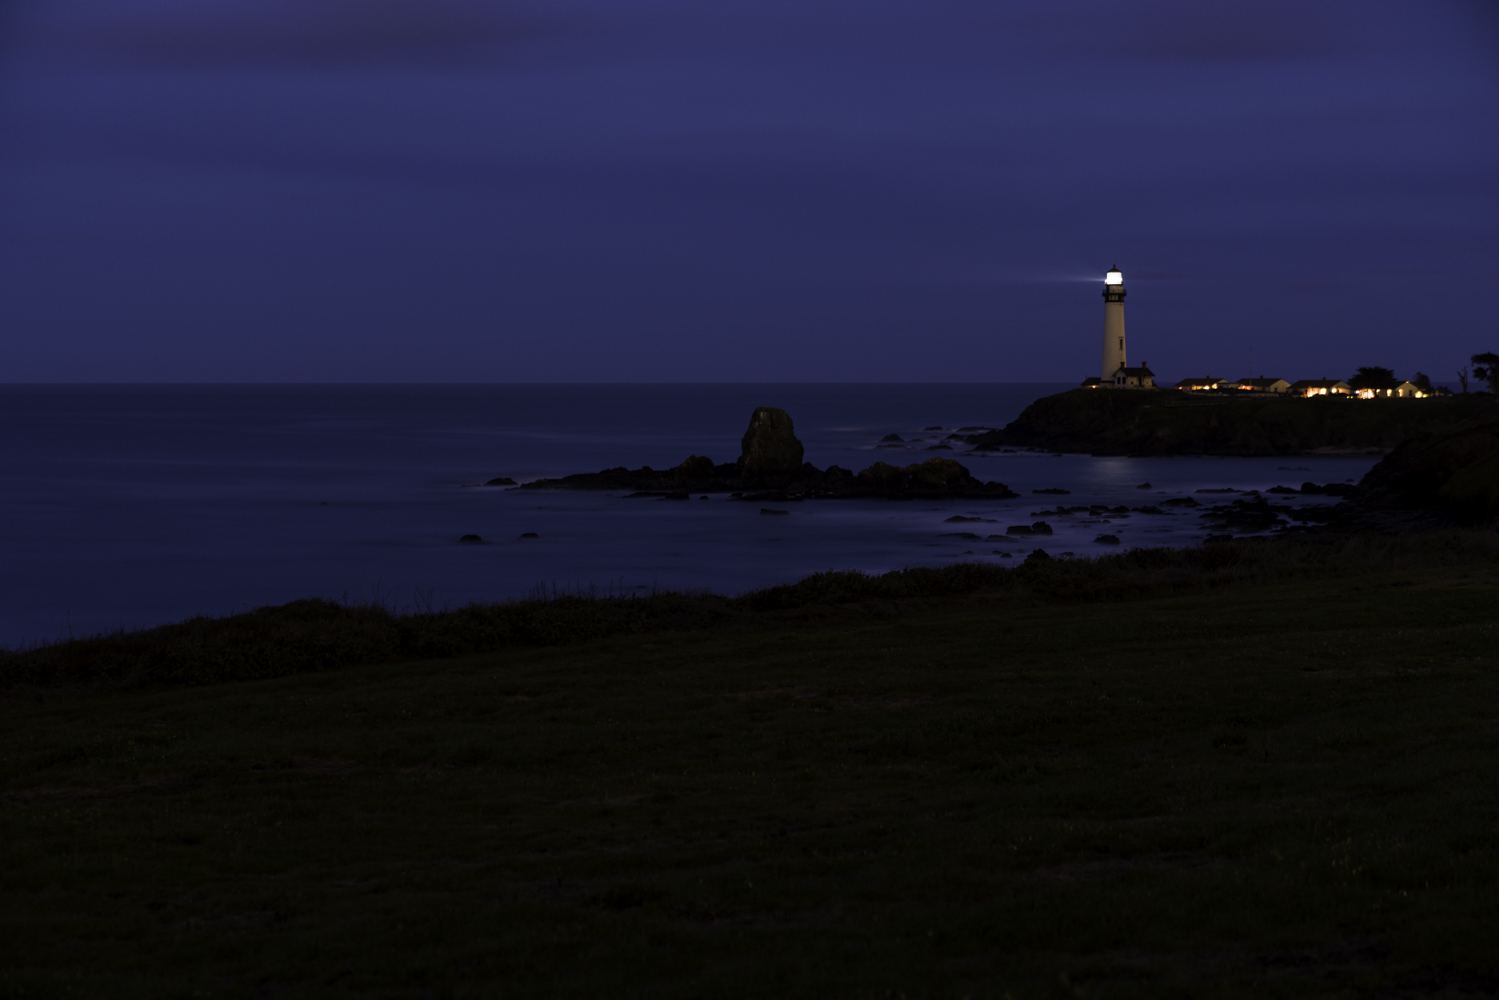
[965, 388, 1497, 457]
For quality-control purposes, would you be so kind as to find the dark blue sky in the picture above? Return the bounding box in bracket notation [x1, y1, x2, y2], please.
[2, 0, 1496, 383]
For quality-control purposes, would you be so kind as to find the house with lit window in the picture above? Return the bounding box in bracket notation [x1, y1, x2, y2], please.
[1289, 379, 1352, 397]
[1233, 377, 1291, 393]
[1355, 381, 1428, 399]
[1175, 377, 1226, 391]
[1111, 364, 1155, 389]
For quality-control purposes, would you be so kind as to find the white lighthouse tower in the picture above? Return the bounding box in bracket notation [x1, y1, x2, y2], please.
[1100, 265, 1126, 381]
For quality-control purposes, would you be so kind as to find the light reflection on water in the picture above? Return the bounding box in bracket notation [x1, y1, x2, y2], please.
[0, 384, 1377, 646]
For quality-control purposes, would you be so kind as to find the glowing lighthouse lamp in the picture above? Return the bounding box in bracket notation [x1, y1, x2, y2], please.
[1087, 266, 1154, 389]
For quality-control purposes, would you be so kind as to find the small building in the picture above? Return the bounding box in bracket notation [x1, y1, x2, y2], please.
[1356, 381, 1428, 399]
[1233, 377, 1291, 393]
[1080, 376, 1106, 388]
[1175, 377, 1226, 391]
[1111, 363, 1156, 389]
[1290, 379, 1352, 398]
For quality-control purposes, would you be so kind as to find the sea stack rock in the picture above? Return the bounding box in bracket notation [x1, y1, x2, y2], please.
[738, 407, 805, 488]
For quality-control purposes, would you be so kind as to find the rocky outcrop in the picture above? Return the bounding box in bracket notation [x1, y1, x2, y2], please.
[1356, 415, 1499, 522]
[1440, 452, 1499, 521]
[517, 409, 1018, 501]
[738, 407, 805, 487]
[739, 456, 1017, 501]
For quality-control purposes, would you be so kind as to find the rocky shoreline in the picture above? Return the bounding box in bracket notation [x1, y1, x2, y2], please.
[489, 400, 1499, 537]
[512, 406, 1019, 501]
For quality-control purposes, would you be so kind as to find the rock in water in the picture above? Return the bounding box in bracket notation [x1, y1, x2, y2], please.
[674, 455, 715, 482]
[739, 407, 805, 487]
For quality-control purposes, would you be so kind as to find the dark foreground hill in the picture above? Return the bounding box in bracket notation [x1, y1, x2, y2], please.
[966, 389, 1497, 457]
[3, 536, 1499, 997]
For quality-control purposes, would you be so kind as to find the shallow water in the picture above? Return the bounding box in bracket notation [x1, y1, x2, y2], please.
[0, 384, 1377, 646]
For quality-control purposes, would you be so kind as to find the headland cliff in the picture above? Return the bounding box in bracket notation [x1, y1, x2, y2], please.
[965, 389, 1497, 458]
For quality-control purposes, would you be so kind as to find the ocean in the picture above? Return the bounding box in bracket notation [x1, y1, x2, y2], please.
[0, 384, 1379, 647]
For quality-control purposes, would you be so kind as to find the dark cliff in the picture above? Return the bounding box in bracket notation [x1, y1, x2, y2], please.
[968, 389, 1496, 458]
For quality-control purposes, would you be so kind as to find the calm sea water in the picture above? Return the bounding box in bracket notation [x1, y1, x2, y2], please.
[0, 384, 1378, 647]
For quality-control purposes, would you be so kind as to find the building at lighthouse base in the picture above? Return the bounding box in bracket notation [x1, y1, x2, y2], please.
[1082, 363, 1157, 390]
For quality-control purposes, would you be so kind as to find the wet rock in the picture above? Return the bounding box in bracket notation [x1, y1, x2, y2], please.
[518, 532, 539, 539]
[1005, 525, 1035, 536]
[880, 433, 903, 442]
[1267, 485, 1300, 494]
[760, 508, 790, 516]
[1136, 482, 1152, 489]
[907, 457, 971, 490]
[924, 426, 943, 431]
[1030, 521, 1054, 535]
[1161, 496, 1200, 507]
[944, 515, 988, 523]
[459, 534, 483, 544]
[661, 492, 689, 500]
[941, 532, 982, 540]
[675, 455, 715, 482]
[1301, 482, 1358, 496]
[856, 461, 908, 492]
[484, 477, 516, 486]
[1024, 549, 1052, 564]
[1094, 534, 1121, 544]
[1032, 488, 1070, 494]
[739, 407, 805, 488]
[1198, 496, 1292, 533]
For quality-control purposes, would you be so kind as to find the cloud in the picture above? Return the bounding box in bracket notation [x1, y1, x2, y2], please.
[1119, 0, 1339, 62]
[29, 0, 536, 68]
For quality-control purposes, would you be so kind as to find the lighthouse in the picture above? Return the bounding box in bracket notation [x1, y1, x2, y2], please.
[1100, 265, 1126, 380]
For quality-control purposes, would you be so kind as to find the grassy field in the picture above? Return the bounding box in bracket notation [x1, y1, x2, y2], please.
[4, 554, 1499, 997]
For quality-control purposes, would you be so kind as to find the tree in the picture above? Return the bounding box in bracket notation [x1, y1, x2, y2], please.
[1412, 372, 1435, 394]
[1349, 366, 1398, 391]
[1457, 366, 1470, 394]
[1472, 352, 1499, 394]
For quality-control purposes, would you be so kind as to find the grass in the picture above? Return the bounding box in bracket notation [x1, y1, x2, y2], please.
[3, 539, 1499, 997]
[7, 531, 1499, 690]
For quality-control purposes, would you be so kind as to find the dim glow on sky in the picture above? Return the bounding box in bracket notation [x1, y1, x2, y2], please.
[0, 0, 1496, 383]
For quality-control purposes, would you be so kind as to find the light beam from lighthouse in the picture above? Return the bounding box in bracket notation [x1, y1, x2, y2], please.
[1101, 266, 1126, 382]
